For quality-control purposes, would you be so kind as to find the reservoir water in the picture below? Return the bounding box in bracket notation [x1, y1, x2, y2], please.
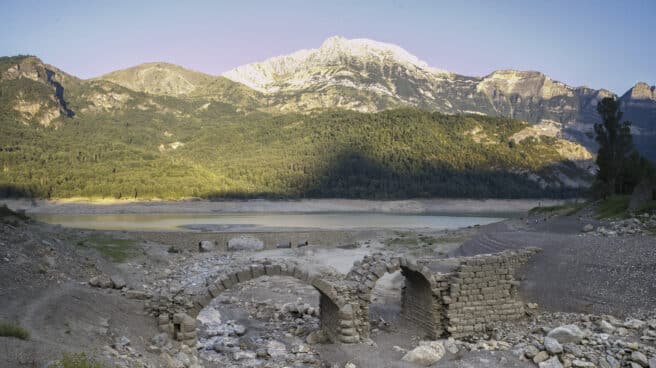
[33, 212, 509, 232]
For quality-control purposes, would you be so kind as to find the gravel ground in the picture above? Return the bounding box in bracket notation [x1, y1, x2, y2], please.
[458, 216, 656, 317]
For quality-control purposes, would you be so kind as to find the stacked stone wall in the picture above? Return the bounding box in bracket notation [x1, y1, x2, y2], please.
[444, 248, 539, 338]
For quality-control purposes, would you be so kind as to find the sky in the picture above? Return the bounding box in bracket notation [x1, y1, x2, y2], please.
[1, 0, 654, 94]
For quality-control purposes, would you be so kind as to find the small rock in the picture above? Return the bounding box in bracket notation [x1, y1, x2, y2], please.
[175, 352, 190, 366]
[233, 324, 247, 336]
[393, 345, 407, 353]
[539, 356, 564, 368]
[291, 343, 310, 354]
[344, 363, 357, 368]
[525, 345, 540, 359]
[233, 350, 256, 360]
[534, 351, 550, 364]
[198, 240, 215, 253]
[582, 224, 594, 232]
[126, 290, 148, 300]
[151, 333, 168, 346]
[572, 360, 596, 368]
[544, 337, 563, 354]
[115, 336, 130, 348]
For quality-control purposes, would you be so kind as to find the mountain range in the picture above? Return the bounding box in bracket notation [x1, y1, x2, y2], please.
[98, 36, 656, 159]
[0, 36, 654, 199]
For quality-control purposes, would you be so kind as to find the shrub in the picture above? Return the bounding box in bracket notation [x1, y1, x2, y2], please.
[0, 320, 29, 340]
[50, 353, 110, 368]
[596, 195, 631, 219]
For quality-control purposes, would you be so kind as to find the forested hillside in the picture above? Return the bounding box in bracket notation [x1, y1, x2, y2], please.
[0, 55, 597, 199]
[0, 106, 590, 199]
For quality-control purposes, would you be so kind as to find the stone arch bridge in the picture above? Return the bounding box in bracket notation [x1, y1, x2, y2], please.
[147, 248, 539, 346]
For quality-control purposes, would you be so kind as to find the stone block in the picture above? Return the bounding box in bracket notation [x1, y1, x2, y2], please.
[339, 335, 359, 343]
[265, 264, 282, 276]
[209, 280, 225, 295]
[341, 327, 357, 336]
[173, 313, 186, 324]
[236, 269, 252, 283]
[251, 264, 265, 278]
[195, 292, 213, 307]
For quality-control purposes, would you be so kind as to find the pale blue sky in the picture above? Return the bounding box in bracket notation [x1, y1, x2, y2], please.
[1, 0, 654, 94]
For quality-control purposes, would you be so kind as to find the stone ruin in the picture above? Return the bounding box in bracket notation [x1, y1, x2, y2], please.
[146, 248, 540, 346]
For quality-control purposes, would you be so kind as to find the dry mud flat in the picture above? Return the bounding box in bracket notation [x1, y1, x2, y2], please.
[0, 203, 655, 368]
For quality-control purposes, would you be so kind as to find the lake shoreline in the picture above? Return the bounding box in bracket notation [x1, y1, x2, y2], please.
[3, 198, 577, 215]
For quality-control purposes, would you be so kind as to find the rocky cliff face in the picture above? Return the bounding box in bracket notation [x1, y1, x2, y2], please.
[0, 56, 77, 126]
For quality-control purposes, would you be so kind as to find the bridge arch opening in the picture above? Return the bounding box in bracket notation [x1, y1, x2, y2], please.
[348, 256, 444, 340]
[158, 262, 345, 347]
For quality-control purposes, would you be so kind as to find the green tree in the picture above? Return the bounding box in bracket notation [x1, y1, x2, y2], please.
[593, 97, 649, 196]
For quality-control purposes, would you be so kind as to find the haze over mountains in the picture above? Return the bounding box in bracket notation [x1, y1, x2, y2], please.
[0, 36, 654, 199]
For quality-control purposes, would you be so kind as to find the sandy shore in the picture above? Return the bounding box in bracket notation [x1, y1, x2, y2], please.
[2, 198, 574, 215]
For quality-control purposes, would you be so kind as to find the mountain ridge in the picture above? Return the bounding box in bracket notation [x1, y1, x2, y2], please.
[0, 36, 654, 200]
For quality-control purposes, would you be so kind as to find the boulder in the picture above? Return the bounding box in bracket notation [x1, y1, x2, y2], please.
[401, 341, 445, 366]
[227, 236, 264, 251]
[544, 336, 563, 354]
[110, 275, 126, 289]
[624, 319, 647, 330]
[582, 224, 594, 232]
[539, 357, 564, 368]
[630, 351, 649, 367]
[198, 240, 215, 253]
[597, 320, 616, 333]
[89, 275, 113, 288]
[547, 324, 585, 344]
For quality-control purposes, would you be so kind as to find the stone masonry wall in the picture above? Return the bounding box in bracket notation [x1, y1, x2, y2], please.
[444, 248, 540, 338]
